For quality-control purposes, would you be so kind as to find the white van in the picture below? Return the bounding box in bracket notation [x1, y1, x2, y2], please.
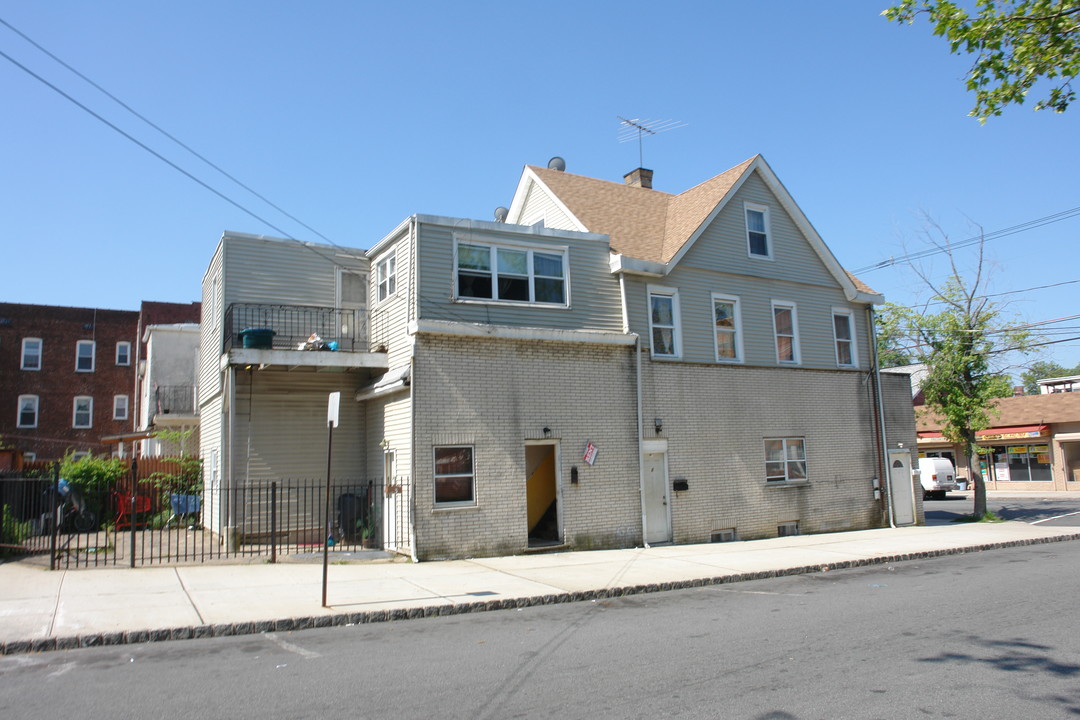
[918, 457, 957, 499]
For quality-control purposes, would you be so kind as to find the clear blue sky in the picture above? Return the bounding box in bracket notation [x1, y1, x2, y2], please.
[2, 1, 1077, 371]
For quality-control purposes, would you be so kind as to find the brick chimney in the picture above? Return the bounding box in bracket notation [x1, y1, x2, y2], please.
[623, 168, 654, 189]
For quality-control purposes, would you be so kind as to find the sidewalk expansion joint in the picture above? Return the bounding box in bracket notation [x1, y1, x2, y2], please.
[4, 532, 1079, 656]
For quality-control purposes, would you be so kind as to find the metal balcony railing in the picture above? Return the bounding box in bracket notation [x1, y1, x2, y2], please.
[153, 385, 197, 417]
[223, 303, 367, 353]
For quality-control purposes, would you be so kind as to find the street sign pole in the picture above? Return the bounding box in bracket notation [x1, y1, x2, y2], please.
[322, 392, 340, 608]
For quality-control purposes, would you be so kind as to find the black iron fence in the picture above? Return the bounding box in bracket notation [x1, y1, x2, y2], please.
[0, 471, 412, 569]
[153, 384, 196, 417]
[223, 303, 367, 353]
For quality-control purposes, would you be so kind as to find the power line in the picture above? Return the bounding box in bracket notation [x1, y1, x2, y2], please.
[853, 206, 1080, 274]
[0, 46, 350, 269]
[0, 16, 338, 247]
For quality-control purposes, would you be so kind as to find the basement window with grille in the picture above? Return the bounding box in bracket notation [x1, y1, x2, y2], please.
[711, 528, 738, 543]
[777, 521, 800, 537]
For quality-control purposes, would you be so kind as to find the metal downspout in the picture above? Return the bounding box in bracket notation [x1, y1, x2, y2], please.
[620, 274, 648, 547]
[408, 218, 419, 562]
[868, 306, 895, 528]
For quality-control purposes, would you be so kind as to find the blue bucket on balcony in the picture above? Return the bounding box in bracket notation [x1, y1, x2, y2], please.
[239, 327, 275, 349]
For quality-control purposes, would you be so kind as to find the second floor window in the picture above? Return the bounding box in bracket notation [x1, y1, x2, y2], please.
[712, 294, 742, 362]
[772, 302, 799, 364]
[76, 341, 95, 372]
[456, 241, 567, 306]
[114, 395, 129, 421]
[73, 396, 93, 429]
[648, 287, 681, 358]
[116, 341, 131, 366]
[376, 253, 397, 303]
[21, 338, 42, 370]
[18, 395, 38, 428]
[833, 310, 856, 367]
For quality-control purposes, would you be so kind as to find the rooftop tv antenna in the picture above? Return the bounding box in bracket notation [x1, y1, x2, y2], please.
[617, 116, 687, 167]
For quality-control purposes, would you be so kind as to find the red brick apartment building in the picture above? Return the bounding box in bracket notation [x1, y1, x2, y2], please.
[0, 301, 200, 463]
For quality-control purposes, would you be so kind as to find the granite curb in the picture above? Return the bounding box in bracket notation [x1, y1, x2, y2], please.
[4, 531, 1079, 656]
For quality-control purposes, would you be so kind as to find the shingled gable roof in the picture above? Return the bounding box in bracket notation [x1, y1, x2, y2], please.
[510, 156, 881, 303]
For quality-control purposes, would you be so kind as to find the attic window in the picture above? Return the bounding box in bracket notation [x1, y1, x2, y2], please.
[745, 203, 771, 258]
[455, 239, 567, 307]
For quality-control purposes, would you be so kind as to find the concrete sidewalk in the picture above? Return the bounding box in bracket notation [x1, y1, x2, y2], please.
[3, 520, 1078, 655]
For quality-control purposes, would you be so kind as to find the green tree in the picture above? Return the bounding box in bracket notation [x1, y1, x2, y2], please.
[883, 233, 1029, 517]
[884, 0, 1080, 121]
[875, 302, 916, 367]
[1020, 359, 1080, 393]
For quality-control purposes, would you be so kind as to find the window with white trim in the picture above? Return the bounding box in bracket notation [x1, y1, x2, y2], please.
[23, 452, 36, 462]
[73, 396, 93, 429]
[434, 446, 475, 506]
[113, 395, 129, 421]
[745, 203, 771, 258]
[21, 338, 42, 371]
[712, 293, 743, 362]
[375, 252, 397, 303]
[17, 395, 38, 428]
[772, 301, 799, 364]
[455, 240, 567, 306]
[765, 438, 807, 483]
[832, 309, 857, 367]
[116, 341, 131, 366]
[76, 340, 95, 372]
[648, 287, 681, 358]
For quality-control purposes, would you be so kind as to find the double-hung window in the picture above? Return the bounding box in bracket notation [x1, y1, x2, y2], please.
[21, 338, 42, 370]
[116, 341, 131, 366]
[832, 309, 857, 367]
[76, 340, 95, 372]
[745, 203, 771, 259]
[772, 301, 799, 364]
[17, 395, 39, 428]
[375, 252, 396, 303]
[73, 396, 93, 429]
[456, 240, 567, 306]
[765, 438, 807, 483]
[712, 294, 743, 362]
[113, 395, 129, 421]
[434, 446, 475, 506]
[648, 287, 681, 359]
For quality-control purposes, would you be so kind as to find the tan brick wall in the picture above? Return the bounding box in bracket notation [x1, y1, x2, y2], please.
[412, 335, 641, 560]
[411, 337, 919, 559]
[640, 357, 918, 541]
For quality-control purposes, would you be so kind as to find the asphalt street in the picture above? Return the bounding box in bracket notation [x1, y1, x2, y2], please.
[2, 540, 1078, 719]
[923, 493, 1080, 528]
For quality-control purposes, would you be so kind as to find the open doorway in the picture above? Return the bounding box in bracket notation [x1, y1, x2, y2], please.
[526, 442, 560, 547]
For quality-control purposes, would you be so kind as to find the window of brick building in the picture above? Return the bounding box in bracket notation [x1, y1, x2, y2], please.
[76, 341, 95, 372]
[21, 338, 42, 370]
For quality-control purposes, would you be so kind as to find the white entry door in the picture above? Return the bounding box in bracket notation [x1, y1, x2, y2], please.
[888, 449, 916, 526]
[643, 452, 672, 544]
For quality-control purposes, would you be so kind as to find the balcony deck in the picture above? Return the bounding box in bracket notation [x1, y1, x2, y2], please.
[221, 303, 387, 372]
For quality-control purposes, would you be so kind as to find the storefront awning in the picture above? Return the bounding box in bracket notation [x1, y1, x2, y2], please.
[976, 425, 1049, 441]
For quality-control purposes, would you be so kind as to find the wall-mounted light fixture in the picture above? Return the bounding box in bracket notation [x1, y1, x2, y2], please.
[543, 427, 552, 438]
[654, 418, 663, 435]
